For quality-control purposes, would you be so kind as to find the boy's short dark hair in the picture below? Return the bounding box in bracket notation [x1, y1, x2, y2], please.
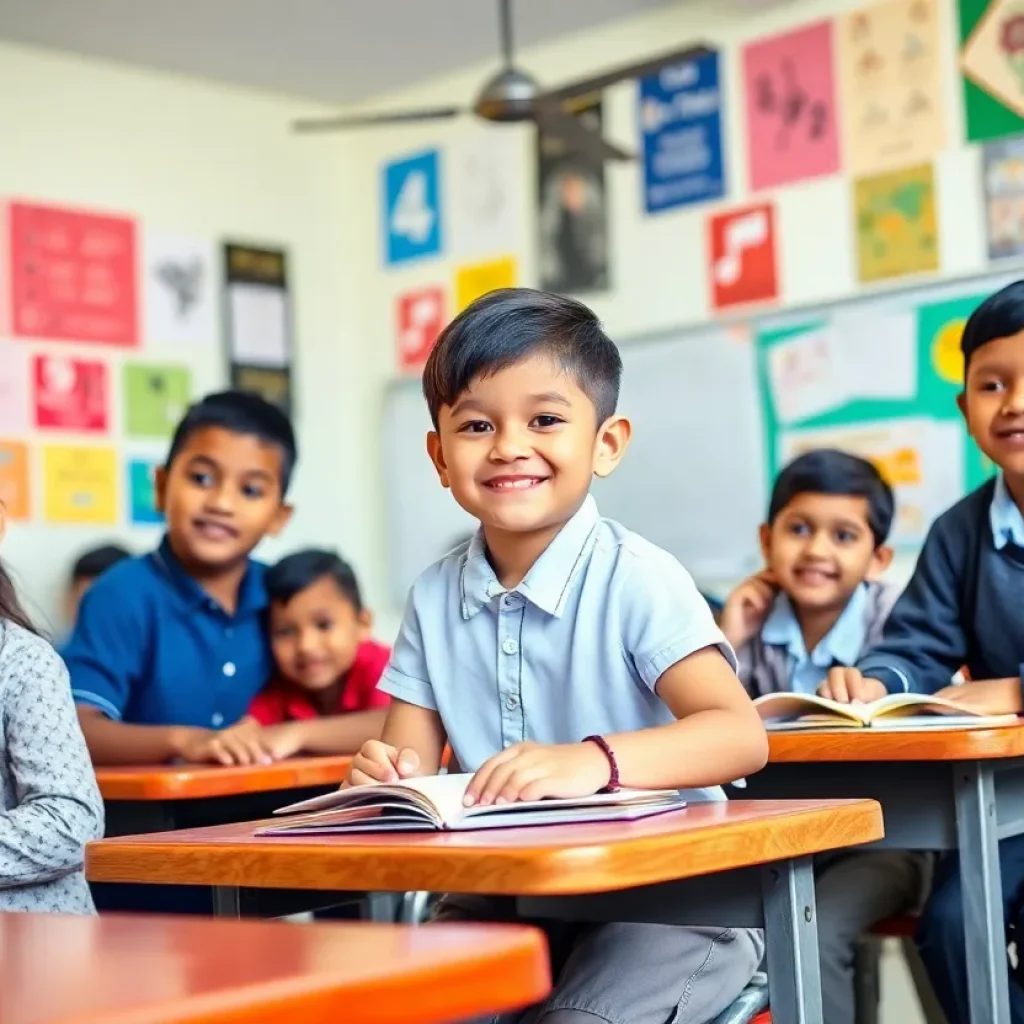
[165, 390, 297, 494]
[768, 449, 895, 547]
[71, 544, 131, 583]
[266, 549, 363, 612]
[961, 280, 1024, 373]
[422, 288, 622, 428]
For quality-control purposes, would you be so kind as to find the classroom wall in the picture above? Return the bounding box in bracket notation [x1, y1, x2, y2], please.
[0, 41, 386, 635]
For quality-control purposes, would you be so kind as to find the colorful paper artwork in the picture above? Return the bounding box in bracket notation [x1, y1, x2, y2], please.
[853, 163, 939, 282]
[0, 442, 30, 520]
[32, 355, 108, 432]
[455, 257, 517, 312]
[127, 458, 162, 525]
[0, 347, 30, 436]
[708, 203, 779, 310]
[9, 202, 138, 346]
[396, 287, 446, 373]
[123, 363, 191, 439]
[983, 135, 1024, 257]
[144, 233, 218, 347]
[43, 444, 117, 525]
[959, 0, 1024, 140]
[743, 22, 841, 190]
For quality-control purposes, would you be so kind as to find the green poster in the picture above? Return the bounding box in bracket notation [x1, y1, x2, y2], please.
[123, 363, 191, 439]
[959, 0, 1024, 142]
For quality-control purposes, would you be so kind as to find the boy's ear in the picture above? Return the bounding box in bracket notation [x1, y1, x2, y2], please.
[154, 465, 168, 514]
[758, 522, 772, 565]
[867, 544, 894, 579]
[265, 502, 293, 538]
[357, 607, 373, 640]
[956, 390, 968, 428]
[426, 431, 450, 489]
[592, 416, 631, 479]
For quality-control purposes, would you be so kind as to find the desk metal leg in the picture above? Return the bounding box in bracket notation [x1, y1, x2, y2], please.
[212, 886, 241, 918]
[955, 762, 1011, 1024]
[762, 856, 822, 1024]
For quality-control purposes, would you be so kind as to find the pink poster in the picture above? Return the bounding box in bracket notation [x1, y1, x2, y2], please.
[33, 354, 109, 432]
[743, 21, 841, 191]
[0, 346, 30, 435]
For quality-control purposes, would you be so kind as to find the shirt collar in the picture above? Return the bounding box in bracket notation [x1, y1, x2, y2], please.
[460, 495, 600, 620]
[990, 475, 1024, 550]
[152, 535, 267, 616]
[761, 582, 870, 669]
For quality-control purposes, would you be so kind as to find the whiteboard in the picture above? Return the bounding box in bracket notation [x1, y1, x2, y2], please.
[381, 325, 767, 608]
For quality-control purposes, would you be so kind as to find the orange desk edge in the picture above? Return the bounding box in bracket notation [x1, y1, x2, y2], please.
[86, 798, 883, 896]
[768, 723, 1024, 763]
[1, 913, 550, 1024]
[96, 756, 351, 801]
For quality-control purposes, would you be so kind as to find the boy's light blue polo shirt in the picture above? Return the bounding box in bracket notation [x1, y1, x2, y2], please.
[378, 495, 735, 802]
[760, 583, 872, 695]
[64, 536, 272, 729]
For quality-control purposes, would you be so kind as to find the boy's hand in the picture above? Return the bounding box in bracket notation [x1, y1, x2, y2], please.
[261, 722, 307, 761]
[175, 717, 275, 766]
[935, 678, 1024, 716]
[349, 740, 421, 786]
[464, 741, 611, 807]
[818, 667, 887, 704]
[720, 571, 778, 649]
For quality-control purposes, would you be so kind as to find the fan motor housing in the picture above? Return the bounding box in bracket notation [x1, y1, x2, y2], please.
[473, 67, 541, 122]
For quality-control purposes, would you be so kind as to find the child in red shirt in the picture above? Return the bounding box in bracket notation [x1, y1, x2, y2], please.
[249, 550, 389, 757]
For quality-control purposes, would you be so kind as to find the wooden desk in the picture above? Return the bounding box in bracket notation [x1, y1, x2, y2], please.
[740, 725, 1024, 1024]
[1, 912, 549, 1024]
[96, 756, 351, 801]
[88, 798, 883, 1024]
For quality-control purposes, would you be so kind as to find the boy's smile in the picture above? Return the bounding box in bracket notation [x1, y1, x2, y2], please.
[426, 355, 629, 553]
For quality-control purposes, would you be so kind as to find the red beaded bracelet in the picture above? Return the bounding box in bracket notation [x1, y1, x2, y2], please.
[583, 734, 620, 793]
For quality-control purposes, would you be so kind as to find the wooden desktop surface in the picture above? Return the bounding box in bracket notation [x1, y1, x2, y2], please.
[1, 912, 549, 1024]
[96, 757, 351, 801]
[86, 798, 882, 895]
[768, 724, 1024, 763]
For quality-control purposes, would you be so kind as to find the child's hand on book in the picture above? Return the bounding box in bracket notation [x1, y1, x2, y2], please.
[934, 678, 1024, 716]
[349, 739, 421, 786]
[720, 571, 778, 649]
[464, 741, 611, 807]
[818, 668, 887, 705]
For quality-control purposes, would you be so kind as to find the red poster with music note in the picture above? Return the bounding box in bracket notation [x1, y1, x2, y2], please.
[33, 354, 109, 432]
[708, 203, 779, 311]
[396, 286, 446, 372]
[9, 202, 138, 346]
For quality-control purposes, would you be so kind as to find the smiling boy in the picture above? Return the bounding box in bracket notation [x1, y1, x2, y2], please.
[347, 288, 768, 1024]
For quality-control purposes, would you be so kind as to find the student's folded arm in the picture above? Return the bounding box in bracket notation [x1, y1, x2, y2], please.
[857, 516, 969, 695]
[271, 709, 390, 756]
[609, 549, 768, 789]
[0, 643, 104, 888]
[64, 581, 202, 764]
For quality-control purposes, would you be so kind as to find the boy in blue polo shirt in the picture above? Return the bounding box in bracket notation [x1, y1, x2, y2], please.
[348, 288, 768, 1024]
[820, 281, 1024, 1024]
[65, 391, 295, 766]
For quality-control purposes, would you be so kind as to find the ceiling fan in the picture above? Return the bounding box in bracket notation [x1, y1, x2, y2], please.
[291, 0, 711, 164]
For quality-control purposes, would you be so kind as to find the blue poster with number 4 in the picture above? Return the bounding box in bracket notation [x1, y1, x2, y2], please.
[639, 52, 725, 214]
[383, 149, 443, 266]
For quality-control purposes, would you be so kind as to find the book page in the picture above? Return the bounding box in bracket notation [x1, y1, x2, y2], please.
[754, 692, 870, 725]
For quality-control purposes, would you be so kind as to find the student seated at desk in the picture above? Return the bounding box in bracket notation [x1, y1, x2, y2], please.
[64, 391, 295, 766]
[64, 543, 131, 633]
[820, 281, 1024, 1024]
[348, 288, 769, 1024]
[246, 549, 389, 756]
[721, 449, 929, 1024]
[0, 529, 103, 913]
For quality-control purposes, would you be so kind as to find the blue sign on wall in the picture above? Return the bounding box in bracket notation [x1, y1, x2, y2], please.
[383, 149, 443, 266]
[639, 51, 725, 214]
[128, 459, 163, 526]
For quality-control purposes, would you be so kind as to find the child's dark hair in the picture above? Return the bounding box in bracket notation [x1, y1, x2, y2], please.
[165, 390, 297, 494]
[961, 280, 1024, 373]
[266, 549, 363, 612]
[768, 449, 895, 547]
[71, 543, 131, 584]
[422, 288, 622, 428]
[0, 561, 35, 634]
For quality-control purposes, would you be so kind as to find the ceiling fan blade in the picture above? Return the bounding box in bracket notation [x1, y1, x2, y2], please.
[536, 108, 633, 164]
[536, 43, 714, 106]
[292, 106, 465, 133]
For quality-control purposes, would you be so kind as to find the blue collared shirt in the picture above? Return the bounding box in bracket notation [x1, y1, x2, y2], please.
[760, 584, 872, 694]
[378, 495, 735, 803]
[64, 537, 272, 728]
[990, 474, 1024, 550]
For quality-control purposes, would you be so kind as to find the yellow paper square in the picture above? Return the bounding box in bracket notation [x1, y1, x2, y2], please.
[838, 0, 946, 175]
[44, 444, 117, 525]
[455, 257, 517, 312]
[854, 163, 939, 282]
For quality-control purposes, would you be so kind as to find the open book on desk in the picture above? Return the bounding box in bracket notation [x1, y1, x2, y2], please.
[254, 773, 686, 835]
[755, 691, 1020, 731]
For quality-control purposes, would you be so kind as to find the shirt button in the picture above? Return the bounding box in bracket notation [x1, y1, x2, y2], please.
[211, 713, 225, 727]
[501, 638, 519, 655]
[223, 662, 236, 677]
[502, 593, 520, 608]
[505, 695, 519, 711]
